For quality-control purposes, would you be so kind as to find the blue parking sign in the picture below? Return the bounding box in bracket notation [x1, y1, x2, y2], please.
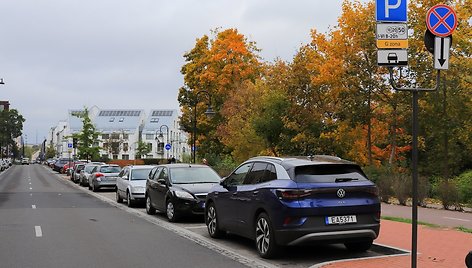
[376, 0, 407, 22]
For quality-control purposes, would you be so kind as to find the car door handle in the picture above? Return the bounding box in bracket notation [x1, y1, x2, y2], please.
[252, 191, 259, 196]
[232, 192, 238, 196]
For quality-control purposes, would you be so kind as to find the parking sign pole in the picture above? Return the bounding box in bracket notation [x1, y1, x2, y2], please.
[411, 90, 419, 268]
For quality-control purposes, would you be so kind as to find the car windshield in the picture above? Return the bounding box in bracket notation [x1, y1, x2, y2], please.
[100, 166, 121, 173]
[170, 167, 221, 184]
[131, 168, 153, 180]
[294, 164, 368, 183]
[76, 165, 85, 171]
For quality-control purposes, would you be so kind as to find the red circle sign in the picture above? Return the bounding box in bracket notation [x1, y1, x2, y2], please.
[426, 4, 457, 37]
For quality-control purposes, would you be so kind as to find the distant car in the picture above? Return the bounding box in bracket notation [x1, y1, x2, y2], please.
[53, 158, 73, 172]
[71, 163, 86, 183]
[21, 158, 30, 165]
[88, 164, 122, 192]
[116, 165, 155, 207]
[79, 163, 103, 186]
[145, 164, 221, 222]
[205, 156, 381, 258]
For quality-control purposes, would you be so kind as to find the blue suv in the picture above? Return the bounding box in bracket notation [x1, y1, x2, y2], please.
[205, 156, 380, 258]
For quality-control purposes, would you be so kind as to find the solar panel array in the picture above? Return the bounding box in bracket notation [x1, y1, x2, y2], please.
[99, 110, 141, 117]
[151, 110, 173, 117]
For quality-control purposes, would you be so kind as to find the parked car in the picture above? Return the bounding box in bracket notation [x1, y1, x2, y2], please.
[204, 156, 381, 258]
[116, 165, 155, 207]
[145, 164, 221, 222]
[88, 164, 122, 191]
[79, 163, 103, 186]
[71, 163, 86, 183]
[21, 158, 30, 165]
[52, 158, 73, 172]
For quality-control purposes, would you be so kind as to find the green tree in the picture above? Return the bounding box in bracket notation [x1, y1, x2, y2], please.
[45, 145, 57, 159]
[71, 108, 101, 161]
[0, 109, 25, 158]
[135, 141, 151, 159]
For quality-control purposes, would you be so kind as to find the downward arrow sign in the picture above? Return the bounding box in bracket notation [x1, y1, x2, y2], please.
[438, 38, 446, 66]
[434, 36, 450, 70]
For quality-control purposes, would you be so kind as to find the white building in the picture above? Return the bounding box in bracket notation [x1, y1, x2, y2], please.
[48, 107, 190, 161]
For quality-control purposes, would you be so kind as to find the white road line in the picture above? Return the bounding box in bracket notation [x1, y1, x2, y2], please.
[35, 226, 42, 237]
[443, 216, 471, 222]
[32, 205, 36, 209]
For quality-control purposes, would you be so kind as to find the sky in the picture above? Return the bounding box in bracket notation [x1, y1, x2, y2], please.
[0, 0, 353, 145]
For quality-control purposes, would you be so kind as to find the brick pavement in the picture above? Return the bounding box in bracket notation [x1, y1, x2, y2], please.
[321, 220, 472, 268]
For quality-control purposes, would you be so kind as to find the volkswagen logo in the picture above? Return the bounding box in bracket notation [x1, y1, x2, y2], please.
[337, 189, 346, 198]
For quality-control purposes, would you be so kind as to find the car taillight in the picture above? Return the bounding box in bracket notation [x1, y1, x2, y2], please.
[276, 189, 311, 200]
[364, 186, 379, 197]
[96, 173, 104, 178]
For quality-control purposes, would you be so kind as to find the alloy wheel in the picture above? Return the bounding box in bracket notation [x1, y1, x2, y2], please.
[166, 201, 175, 221]
[256, 217, 271, 255]
[207, 206, 217, 236]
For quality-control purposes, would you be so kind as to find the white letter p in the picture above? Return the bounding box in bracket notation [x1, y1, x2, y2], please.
[385, 0, 401, 18]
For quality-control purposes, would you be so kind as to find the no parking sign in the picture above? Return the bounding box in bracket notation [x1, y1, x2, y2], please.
[426, 4, 457, 37]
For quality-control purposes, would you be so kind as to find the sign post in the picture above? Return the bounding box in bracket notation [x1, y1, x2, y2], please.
[377, 2, 457, 268]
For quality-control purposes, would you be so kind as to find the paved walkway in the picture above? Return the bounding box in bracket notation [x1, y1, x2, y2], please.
[321, 220, 472, 268]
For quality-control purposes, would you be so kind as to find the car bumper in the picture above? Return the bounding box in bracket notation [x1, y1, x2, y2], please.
[173, 198, 206, 216]
[94, 180, 117, 188]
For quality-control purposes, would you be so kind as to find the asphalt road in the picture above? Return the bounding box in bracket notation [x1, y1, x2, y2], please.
[0, 165, 409, 268]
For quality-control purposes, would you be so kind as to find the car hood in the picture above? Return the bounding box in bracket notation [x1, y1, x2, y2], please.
[172, 183, 218, 194]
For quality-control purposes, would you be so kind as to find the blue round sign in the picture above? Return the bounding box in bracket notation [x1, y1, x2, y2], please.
[165, 143, 172, 151]
[426, 4, 457, 37]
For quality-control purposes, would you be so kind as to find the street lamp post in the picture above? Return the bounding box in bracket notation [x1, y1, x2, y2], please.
[192, 90, 215, 164]
[158, 125, 169, 159]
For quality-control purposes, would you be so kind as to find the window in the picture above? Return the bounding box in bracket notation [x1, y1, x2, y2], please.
[225, 163, 252, 187]
[151, 167, 162, 181]
[111, 133, 119, 139]
[294, 164, 367, 183]
[147, 143, 152, 151]
[103, 143, 109, 150]
[122, 134, 129, 140]
[113, 154, 118, 160]
[157, 142, 164, 154]
[123, 143, 129, 152]
[264, 164, 277, 183]
[122, 154, 129, 160]
[102, 134, 109, 139]
[244, 162, 268, 185]
[159, 168, 169, 181]
[145, 134, 154, 140]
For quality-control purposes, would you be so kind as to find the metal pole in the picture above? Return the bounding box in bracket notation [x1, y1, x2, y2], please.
[192, 101, 197, 164]
[411, 90, 419, 268]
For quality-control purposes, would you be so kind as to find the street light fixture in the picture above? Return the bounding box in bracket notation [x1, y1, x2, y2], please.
[192, 90, 215, 164]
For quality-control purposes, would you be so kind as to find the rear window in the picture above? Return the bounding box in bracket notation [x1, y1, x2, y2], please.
[84, 165, 96, 173]
[100, 166, 121, 173]
[294, 164, 368, 183]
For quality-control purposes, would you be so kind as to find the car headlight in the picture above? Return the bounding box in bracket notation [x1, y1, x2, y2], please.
[174, 190, 195, 200]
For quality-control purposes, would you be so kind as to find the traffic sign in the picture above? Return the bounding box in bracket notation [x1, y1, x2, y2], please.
[376, 39, 408, 49]
[376, 0, 407, 22]
[434, 37, 450, 70]
[376, 23, 408, 39]
[426, 4, 457, 37]
[165, 143, 172, 151]
[68, 143, 73, 148]
[377, 49, 408, 66]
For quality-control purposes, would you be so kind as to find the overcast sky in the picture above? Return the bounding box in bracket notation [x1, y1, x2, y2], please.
[0, 0, 354, 144]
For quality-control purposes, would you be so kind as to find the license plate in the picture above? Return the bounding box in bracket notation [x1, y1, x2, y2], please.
[325, 215, 357, 225]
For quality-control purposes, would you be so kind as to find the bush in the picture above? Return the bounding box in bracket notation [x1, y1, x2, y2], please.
[392, 172, 411, 206]
[456, 170, 472, 206]
[438, 178, 461, 210]
[364, 165, 394, 203]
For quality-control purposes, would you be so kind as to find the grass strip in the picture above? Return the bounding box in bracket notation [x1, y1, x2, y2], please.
[455, 226, 472, 234]
[381, 216, 440, 228]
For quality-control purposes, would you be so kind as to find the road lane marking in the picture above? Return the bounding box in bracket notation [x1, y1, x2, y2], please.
[443, 217, 470, 222]
[35, 226, 42, 237]
[29, 187, 32, 190]
[32, 205, 36, 209]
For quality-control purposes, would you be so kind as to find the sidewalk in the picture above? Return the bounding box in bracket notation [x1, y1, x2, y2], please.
[321, 220, 472, 268]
